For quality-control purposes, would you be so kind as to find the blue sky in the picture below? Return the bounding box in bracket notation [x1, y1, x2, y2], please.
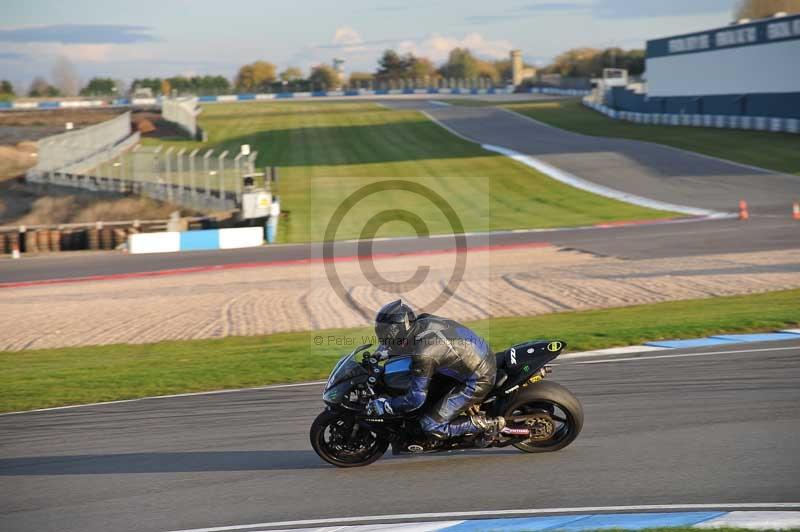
[1, 0, 738, 91]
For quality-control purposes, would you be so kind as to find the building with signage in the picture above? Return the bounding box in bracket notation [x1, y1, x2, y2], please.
[605, 13, 800, 119]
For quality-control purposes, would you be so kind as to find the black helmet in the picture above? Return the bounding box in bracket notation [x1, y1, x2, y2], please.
[375, 299, 416, 351]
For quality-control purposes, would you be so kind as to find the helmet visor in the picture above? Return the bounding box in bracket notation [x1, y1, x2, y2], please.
[375, 321, 404, 350]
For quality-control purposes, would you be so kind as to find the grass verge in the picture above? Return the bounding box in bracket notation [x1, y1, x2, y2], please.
[579, 529, 800, 532]
[1, 289, 798, 413]
[142, 101, 671, 242]
[501, 99, 800, 175]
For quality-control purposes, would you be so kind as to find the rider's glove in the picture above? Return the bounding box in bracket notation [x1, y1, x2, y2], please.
[373, 345, 391, 361]
[366, 397, 393, 417]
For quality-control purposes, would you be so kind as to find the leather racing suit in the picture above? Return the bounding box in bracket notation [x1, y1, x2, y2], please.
[387, 313, 496, 438]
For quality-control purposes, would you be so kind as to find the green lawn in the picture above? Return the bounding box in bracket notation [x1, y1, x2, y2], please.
[586, 529, 799, 532]
[2, 289, 797, 413]
[501, 98, 800, 175]
[143, 101, 671, 242]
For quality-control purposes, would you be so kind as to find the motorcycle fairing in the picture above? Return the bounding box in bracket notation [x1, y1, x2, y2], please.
[493, 339, 565, 393]
[383, 356, 413, 389]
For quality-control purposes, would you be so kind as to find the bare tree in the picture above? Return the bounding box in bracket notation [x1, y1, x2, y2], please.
[735, 0, 800, 19]
[52, 56, 80, 96]
[28, 77, 59, 97]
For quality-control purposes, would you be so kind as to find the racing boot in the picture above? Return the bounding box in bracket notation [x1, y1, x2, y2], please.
[470, 412, 505, 434]
[422, 414, 485, 440]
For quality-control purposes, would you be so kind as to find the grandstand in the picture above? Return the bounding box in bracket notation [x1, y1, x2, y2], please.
[605, 13, 800, 119]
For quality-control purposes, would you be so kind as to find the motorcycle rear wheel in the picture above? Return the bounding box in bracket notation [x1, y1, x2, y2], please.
[310, 410, 389, 467]
[503, 381, 583, 453]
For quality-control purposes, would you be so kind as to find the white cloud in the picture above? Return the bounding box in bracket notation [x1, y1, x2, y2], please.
[396, 33, 514, 62]
[332, 26, 364, 47]
[292, 29, 515, 73]
[4, 42, 154, 63]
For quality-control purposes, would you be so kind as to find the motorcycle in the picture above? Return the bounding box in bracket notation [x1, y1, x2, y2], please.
[310, 339, 583, 467]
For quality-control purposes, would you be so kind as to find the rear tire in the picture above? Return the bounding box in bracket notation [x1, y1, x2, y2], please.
[310, 410, 388, 467]
[503, 381, 583, 453]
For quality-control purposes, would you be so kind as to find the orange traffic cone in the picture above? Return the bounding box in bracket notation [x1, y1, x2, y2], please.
[793, 201, 800, 221]
[739, 200, 749, 220]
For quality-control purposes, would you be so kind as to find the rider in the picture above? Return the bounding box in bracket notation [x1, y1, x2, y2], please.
[366, 299, 505, 440]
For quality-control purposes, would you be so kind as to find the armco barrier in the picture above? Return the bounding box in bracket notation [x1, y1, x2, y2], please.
[582, 97, 800, 134]
[128, 227, 263, 254]
[0, 98, 141, 111]
[1, 87, 522, 111]
[1, 86, 593, 111]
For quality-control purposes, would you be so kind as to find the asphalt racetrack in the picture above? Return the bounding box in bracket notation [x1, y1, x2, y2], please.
[2, 99, 799, 284]
[1, 340, 799, 532]
[388, 101, 800, 215]
[1, 99, 798, 531]
[2, 216, 799, 285]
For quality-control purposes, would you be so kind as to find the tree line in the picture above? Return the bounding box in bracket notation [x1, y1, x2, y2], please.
[0, 45, 649, 100]
[3, 0, 797, 101]
[215, 46, 645, 93]
[0, 45, 643, 101]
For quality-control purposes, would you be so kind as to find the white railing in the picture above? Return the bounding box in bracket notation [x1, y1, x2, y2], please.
[162, 97, 200, 138]
[59, 132, 141, 175]
[32, 112, 132, 173]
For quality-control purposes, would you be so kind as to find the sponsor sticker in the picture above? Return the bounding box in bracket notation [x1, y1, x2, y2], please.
[547, 341, 562, 352]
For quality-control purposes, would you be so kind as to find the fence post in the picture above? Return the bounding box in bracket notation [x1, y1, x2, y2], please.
[189, 148, 199, 206]
[113, 157, 122, 192]
[120, 148, 128, 188]
[203, 149, 214, 207]
[165, 147, 175, 203]
[177, 148, 186, 205]
[233, 152, 244, 207]
[152, 145, 163, 201]
[245, 151, 257, 204]
[54, 140, 65, 185]
[218, 150, 229, 209]
[130, 144, 141, 195]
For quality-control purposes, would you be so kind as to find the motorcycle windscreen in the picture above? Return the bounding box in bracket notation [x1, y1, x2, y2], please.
[323, 353, 368, 404]
[323, 379, 355, 404]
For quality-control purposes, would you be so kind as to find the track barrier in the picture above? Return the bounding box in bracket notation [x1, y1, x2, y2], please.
[127, 226, 264, 254]
[582, 97, 800, 135]
[0, 217, 216, 255]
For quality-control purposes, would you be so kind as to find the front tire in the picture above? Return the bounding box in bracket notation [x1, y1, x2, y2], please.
[310, 410, 389, 467]
[503, 381, 583, 453]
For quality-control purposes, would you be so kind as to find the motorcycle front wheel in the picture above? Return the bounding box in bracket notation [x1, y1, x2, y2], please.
[310, 410, 389, 467]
